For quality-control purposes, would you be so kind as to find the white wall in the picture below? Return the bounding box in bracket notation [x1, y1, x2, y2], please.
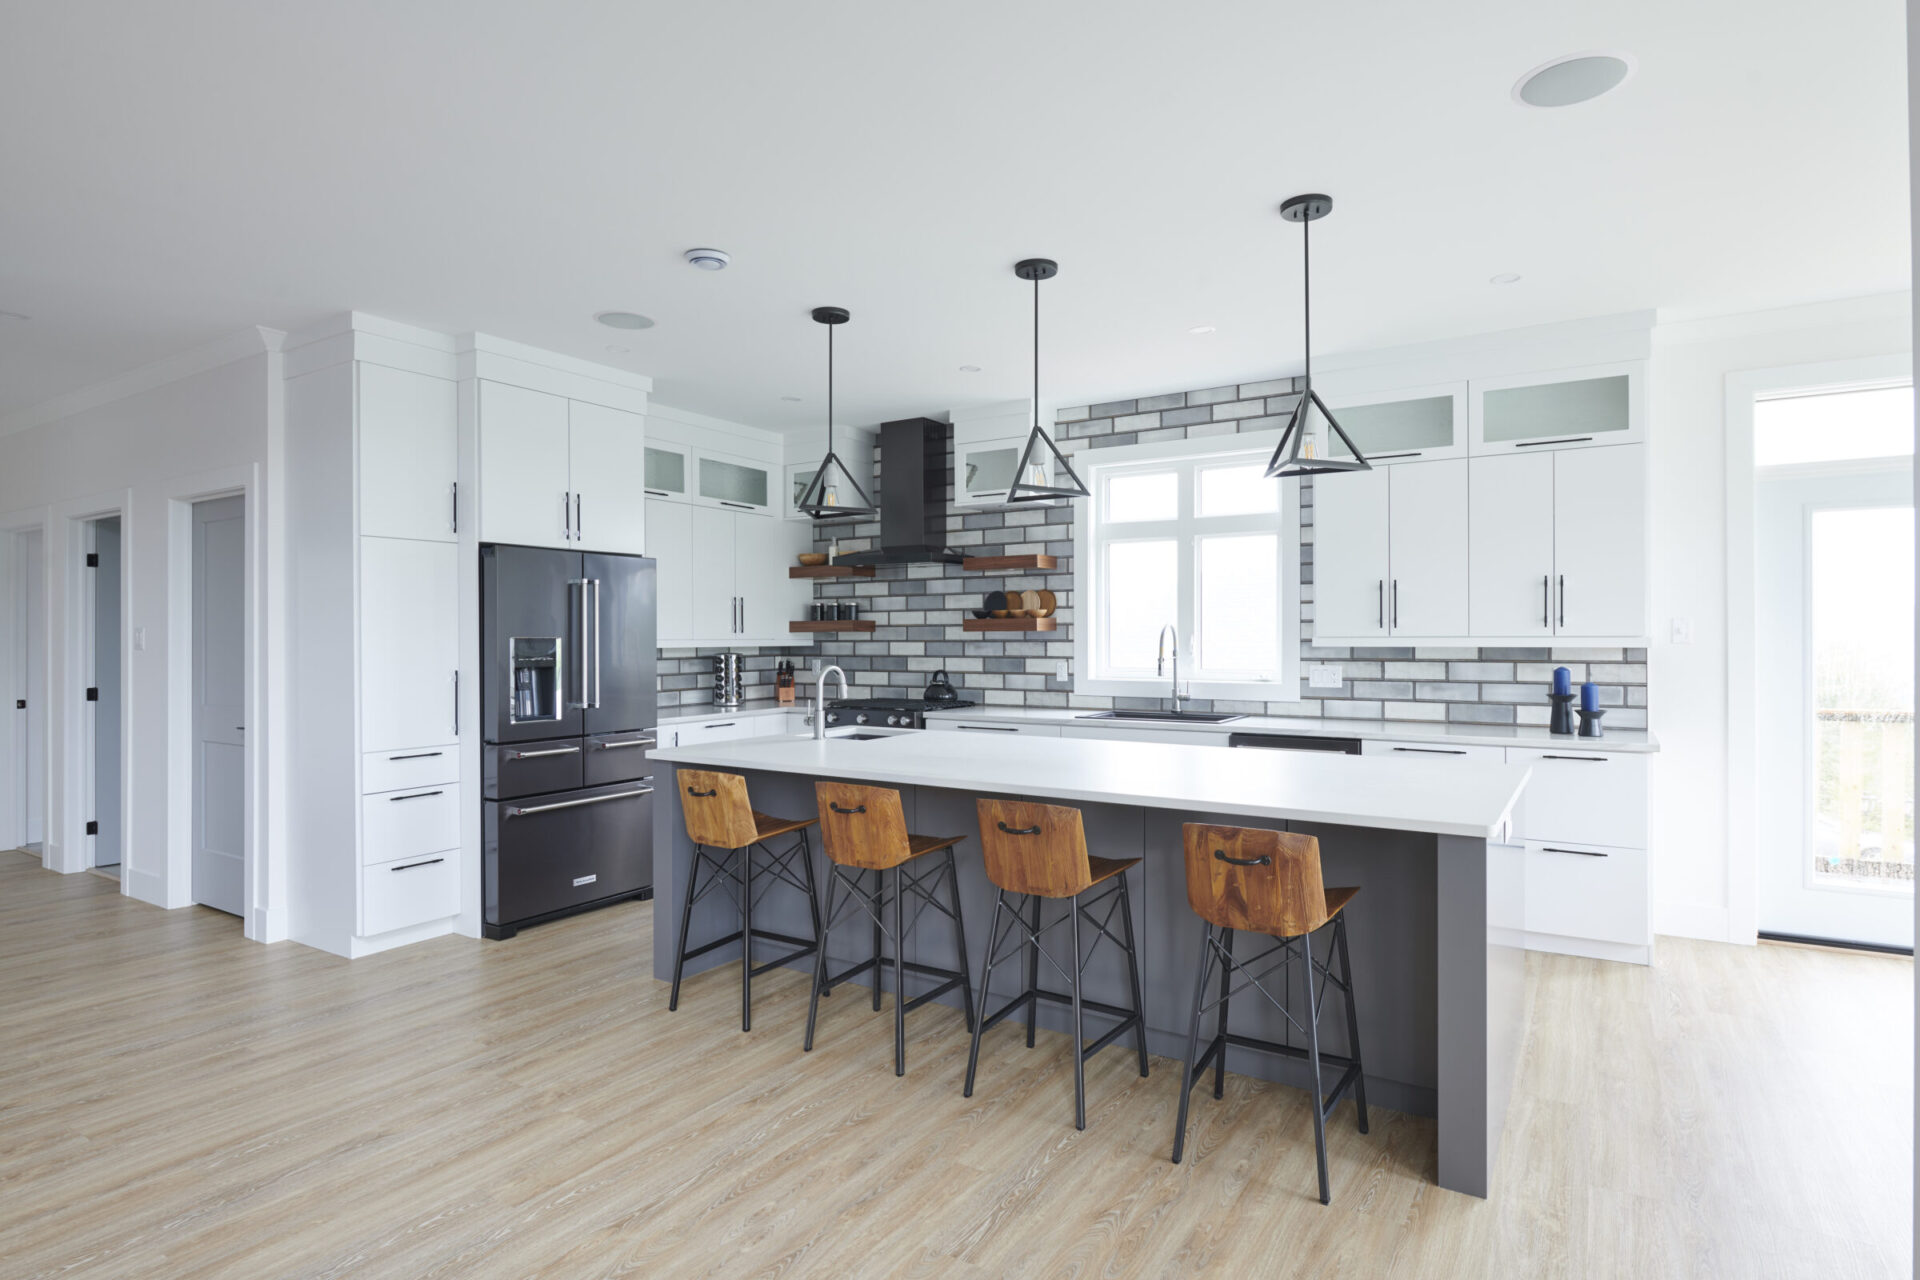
[1648, 292, 1913, 941]
[0, 332, 281, 934]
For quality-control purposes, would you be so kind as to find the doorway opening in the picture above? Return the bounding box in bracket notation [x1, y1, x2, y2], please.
[1755, 381, 1914, 952]
[10, 527, 45, 856]
[191, 495, 246, 917]
[86, 516, 123, 881]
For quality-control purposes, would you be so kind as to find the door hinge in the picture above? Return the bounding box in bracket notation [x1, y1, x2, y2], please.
[86, 687, 98, 702]
[85, 820, 98, 836]
[85, 552, 99, 568]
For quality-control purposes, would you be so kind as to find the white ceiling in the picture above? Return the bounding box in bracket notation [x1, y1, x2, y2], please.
[0, 1, 1908, 428]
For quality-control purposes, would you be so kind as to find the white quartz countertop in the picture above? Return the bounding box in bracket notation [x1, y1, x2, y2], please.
[649, 729, 1530, 839]
[922, 706, 1660, 754]
[652, 700, 797, 728]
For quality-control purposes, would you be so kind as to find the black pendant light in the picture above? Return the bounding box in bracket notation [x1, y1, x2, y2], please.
[1006, 258, 1089, 503]
[1264, 194, 1373, 479]
[796, 306, 878, 519]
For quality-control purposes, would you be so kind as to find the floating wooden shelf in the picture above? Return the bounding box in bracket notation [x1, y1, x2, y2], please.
[788, 564, 877, 579]
[789, 620, 877, 634]
[962, 617, 1057, 632]
[962, 554, 1058, 572]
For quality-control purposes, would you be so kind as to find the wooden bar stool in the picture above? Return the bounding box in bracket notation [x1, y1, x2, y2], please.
[670, 769, 824, 1032]
[804, 782, 974, 1076]
[964, 799, 1149, 1131]
[1171, 822, 1368, 1205]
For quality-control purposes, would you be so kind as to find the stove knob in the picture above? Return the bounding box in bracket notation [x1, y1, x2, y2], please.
[826, 711, 839, 725]
[887, 714, 902, 727]
[855, 713, 870, 725]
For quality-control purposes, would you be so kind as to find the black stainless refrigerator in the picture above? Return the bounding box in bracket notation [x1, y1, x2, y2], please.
[481, 544, 657, 939]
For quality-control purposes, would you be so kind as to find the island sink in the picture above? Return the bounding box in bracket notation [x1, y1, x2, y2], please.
[1078, 709, 1245, 724]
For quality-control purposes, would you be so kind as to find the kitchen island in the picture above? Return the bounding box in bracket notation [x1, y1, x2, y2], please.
[647, 730, 1530, 1198]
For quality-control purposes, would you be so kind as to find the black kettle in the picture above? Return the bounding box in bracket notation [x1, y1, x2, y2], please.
[924, 669, 960, 705]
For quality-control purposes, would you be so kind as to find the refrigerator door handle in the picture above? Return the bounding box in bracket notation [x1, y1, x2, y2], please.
[566, 578, 590, 709]
[591, 578, 603, 709]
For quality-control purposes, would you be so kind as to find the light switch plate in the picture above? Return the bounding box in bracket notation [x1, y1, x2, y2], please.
[1056, 659, 1070, 680]
[1308, 663, 1344, 689]
[133, 626, 147, 652]
[1670, 617, 1694, 645]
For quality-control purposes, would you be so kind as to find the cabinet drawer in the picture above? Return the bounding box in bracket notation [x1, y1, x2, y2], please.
[1504, 748, 1647, 848]
[362, 783, 461, 868]
[363, 744, 459, 793]
[1361, 740, 1508, 764]
[929, 719, 1063, 737]
[362, 851, 459, 936]
[1524, 841, 1648, 946]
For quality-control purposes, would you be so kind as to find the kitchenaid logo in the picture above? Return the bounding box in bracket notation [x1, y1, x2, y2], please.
[573, 874, 597, 887]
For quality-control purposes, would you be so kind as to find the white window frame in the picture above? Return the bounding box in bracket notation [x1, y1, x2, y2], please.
[1073, 432, 1299, 703]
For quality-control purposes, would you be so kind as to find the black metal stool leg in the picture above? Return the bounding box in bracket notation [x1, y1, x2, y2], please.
[892, 865, 907, 1077]
[1069, 889, 1086, 1131]
[1172, 924, 1217, 1164]
[1214, 927, 1234, 1100]
[669, 844, 705, 1012]
[1023, 894, 1041, 1048]
[946, 849, 975, 1033]
[799, 828, 825, 960]
[870, 868, 884, 1013]
[804, 865, 840, 1052]
[740, 842, 754, 1032]
[1334, 913, 1368, 1133]
[1301, 931, 1330, 1205]
[965, 890, 1008, 1097]
[1117, 871, 1149, 1078]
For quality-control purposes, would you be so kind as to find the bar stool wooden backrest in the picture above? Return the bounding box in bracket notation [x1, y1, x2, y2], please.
[814, 782, 913, 870]
[1182, 823, 1332, 937]
[677, 769, 759, 849]
[976, 799, 1091, 897]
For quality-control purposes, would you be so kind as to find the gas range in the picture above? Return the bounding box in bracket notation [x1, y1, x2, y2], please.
[824, 697, 976, 731]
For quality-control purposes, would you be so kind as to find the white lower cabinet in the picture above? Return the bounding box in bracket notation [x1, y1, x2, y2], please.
[1059, 724, 1224, 747]
[1505, 745, 1650, 962]
[927, 718, 1063, 737]
[361, 744, 459, 794]
[361, 850, 459, 937]
[361, 783, 461, 868]
[1523, 841, 1649, 948]
[1505, 747, 1648, 849]
[1359, 739, 1507, 764]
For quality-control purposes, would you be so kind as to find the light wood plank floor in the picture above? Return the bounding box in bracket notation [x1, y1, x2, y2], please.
[0, 849, 1909, 1278]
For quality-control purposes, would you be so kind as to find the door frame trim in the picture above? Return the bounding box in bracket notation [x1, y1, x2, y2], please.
[0, 507, 50, 857]
[1726, 353, 1912, 945]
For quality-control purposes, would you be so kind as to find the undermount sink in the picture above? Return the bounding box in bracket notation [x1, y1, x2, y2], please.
[1078, 710, 1245, 724]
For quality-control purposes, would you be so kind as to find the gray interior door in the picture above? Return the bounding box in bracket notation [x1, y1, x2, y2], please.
[92, 517, 121, 869]
[582, 553, 655, 736]
[192, 496, 246, 916]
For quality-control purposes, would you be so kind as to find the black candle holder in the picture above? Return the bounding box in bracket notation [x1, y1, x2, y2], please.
[1577, 707, 1606, 738]
[1549, 692, 1576, 736]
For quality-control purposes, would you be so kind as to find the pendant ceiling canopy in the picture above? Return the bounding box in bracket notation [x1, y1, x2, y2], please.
[1265, 194, 1374, 480]
[1006, 258, 1090, 504]
[796, 305, 878, 519]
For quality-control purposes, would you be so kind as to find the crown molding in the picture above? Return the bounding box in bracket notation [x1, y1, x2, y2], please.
[0, 325, 285, 440]
[1651, 290, 1912, 348]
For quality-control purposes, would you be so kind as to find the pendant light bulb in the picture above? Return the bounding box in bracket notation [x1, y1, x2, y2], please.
[797, 306, 878, 522]
[1265, 195, 1374, 480]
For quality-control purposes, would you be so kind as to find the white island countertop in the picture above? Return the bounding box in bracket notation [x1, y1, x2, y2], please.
[923, 705, 1660, 754]
[649, 728, 1530, 839]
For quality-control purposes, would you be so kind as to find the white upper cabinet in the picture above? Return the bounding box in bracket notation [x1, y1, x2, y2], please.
[359, 537, 459, 752]
[357, 363, 457, 542]
[689, 506, 737, 640]
[1386, 459, 1469, 637]
[652, 500, 810, 647]
[1469, 452, 1557, 638]
[478, 381, 572, 548]
[1321, 381, 1467, 466]
[1311, 467, 1391, 638]
[1469, 362, 1644, 455]
[568, 400, 646, 554]
[696, 451, 774, 515]
[1553, 444, 1647, 638]
[643, 443, 691, 502]
[647, 497, 694, 640]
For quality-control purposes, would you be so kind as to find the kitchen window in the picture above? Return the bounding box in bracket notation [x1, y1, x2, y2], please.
[1073, 434, 1300, 703]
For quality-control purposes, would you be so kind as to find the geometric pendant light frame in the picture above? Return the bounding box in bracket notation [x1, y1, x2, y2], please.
[796, 305, 879, 519]
[1006, 258, 1091, 503]
[1264, 194, 1374, 479]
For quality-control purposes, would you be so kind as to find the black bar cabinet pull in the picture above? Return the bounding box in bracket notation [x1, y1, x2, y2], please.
[1541, 755, 1607, 763]
[392, 858, 446, 872]
[687, 786, 717, 797]
[997, 822, 1041, 836]
[389, 790, 443, 802]
[388, 751, 442, 761]
[1214, 849, 1273, 867]
[1542, 847, 1608, 858]
[829, 803, 867, 815]
[1393, 746, 1467, 755]
[1515, 436, 1594, 448]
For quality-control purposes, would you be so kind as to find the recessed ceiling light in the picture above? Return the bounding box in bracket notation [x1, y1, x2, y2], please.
[1187, 325, 1217, 335]
[596, 311, 654, 330]
[605, 344, 631, 355]
[683, 247, 731, 271]
[959, 365, 982, 373]
[1513, 53, 1635, 108]
[1489, 273, 1522, 285]
[781, 395, 803, 402]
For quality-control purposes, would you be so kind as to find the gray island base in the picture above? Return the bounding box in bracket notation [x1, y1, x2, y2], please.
[647, 732, 1529, 1199]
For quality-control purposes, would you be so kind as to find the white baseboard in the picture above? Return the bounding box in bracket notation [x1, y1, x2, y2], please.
[247, 905, 290, 944]
[1523, 932, 1652, 966]
[1652, 900, 1735, 943]
[344, 917, 456, 958]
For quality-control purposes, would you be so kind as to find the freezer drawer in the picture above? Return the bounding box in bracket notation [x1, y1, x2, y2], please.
[484, 736, 586, 800]
[585, 731, 657, 786]
[484, 779, 654, 927]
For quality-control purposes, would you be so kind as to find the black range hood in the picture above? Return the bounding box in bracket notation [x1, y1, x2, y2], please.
[833, 417, 964, 567]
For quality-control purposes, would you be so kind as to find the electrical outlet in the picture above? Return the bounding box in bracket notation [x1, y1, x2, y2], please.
[1670, 617, 1694, 645]
[1056, 659, 1070, 680]
[133, 626, 147, 652]
[1308, 663, 1344, 689]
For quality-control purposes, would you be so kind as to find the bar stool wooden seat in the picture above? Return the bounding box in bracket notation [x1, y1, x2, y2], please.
[1171, 822, 1369, 1205]
[670, 769, 823, 1032]
[964, 799, 1149, 1131]
[804, 782, 974, 1076]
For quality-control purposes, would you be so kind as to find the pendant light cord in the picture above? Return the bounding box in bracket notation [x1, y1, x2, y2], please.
[1302, 214, 1311, 389]
[826, 320, 834, 451]
[1032, 273, 1040, 429]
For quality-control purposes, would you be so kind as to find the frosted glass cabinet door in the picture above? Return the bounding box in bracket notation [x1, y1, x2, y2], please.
[697, 454, 773, 514]
[644, 444, 689, 500]
[360, 538, 459, 752]
[1468, 452, 1556, 636]
[1385, 459, 1469, 637]
[357, 363, 457, 542]
[1552, 444, 1648, 638]
[1310, 467, 1391, 638]
[1471, 363, 1643, 454]
[1324, 383, 1466, 464]
[478, 381, 572, 548]
[568, 401, 647, 554]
